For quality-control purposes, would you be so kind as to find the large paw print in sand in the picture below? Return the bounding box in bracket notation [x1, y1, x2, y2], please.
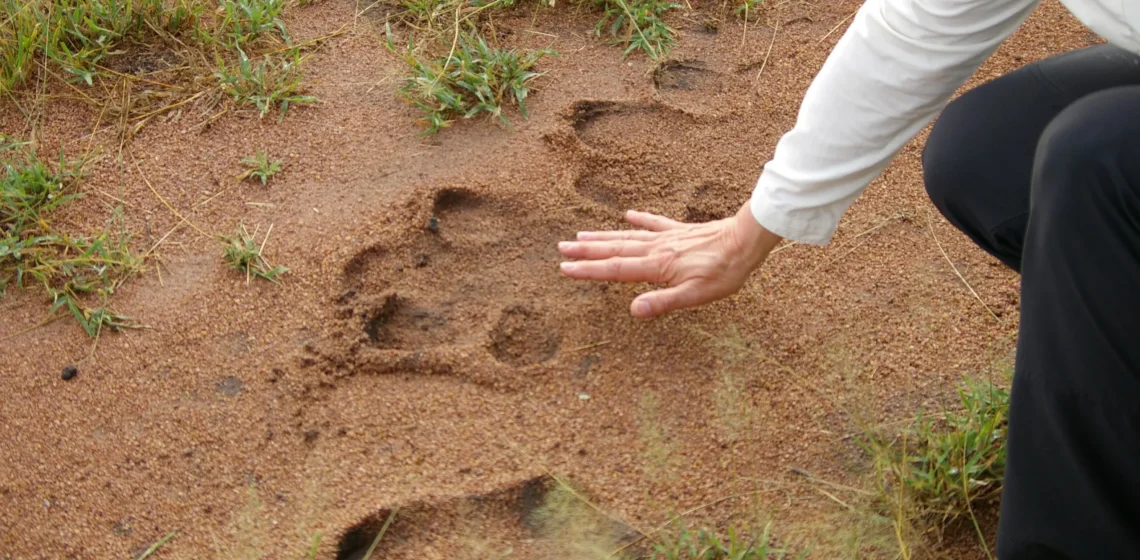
[303, 187, 579, 389]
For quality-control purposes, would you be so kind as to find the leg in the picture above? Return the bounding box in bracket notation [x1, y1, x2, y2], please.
[922, 44, 1140, 271]
[997, 87, 1140, 559]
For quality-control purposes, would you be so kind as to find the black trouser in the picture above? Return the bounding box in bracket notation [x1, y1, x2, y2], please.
[923, 45, 1140, 560]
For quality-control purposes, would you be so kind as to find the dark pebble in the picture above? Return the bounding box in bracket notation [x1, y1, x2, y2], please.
[61, 365, 78, 381]
[427, 215, 439, 233]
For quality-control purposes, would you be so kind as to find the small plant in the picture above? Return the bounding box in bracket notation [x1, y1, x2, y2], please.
[1, 142, 83, 242]
[390, 32, 554, 134]
[239, 151, 282, 185]
[217, 48, 318, 122]
[222, 224, 288, 284]
[735, 0, 762, 21]
[592, 0, 680, 59]
[859, 375, 1010, 536]
[217, 0, 290, 48]
[397, 0, 457, 28]
[897, 377, 1009, 510]
[648, 523, 808, 560]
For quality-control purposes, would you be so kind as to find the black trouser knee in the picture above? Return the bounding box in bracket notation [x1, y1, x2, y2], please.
[922, 44, 1140, 272]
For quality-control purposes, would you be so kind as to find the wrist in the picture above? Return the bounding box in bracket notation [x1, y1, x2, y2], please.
[732, 202, 783, 270]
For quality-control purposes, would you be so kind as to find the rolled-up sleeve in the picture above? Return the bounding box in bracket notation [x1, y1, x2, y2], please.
[751, 0, 1042, 244]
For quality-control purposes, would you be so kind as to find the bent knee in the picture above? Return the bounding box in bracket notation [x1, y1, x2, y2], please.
[922, 91, 997, 214]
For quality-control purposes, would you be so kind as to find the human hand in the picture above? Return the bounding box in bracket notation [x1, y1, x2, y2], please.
[558, 202, 783, 318]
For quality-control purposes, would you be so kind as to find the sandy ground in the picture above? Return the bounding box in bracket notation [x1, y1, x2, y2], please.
[0, 0, 1097, 558]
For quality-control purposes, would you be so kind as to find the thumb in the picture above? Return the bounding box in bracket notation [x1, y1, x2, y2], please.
[631, 281, 707, 318]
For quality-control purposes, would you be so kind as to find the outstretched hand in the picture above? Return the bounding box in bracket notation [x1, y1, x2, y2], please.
[557, 202, 782, 318]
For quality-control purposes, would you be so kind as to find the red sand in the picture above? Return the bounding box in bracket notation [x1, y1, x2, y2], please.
[0, 1, 1095, 557]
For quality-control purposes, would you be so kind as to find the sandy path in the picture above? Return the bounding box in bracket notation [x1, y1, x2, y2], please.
[0, 0, 1094, 557]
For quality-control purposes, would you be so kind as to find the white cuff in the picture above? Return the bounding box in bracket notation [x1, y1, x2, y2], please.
[749, 173, 842, 245]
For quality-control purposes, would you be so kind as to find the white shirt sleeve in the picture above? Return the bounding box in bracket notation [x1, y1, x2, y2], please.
[750, 0, 1042, 244]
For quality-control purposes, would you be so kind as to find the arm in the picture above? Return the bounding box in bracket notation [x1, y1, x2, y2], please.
[560, 0, 1042, 317]
[754, 0, 1041, 243]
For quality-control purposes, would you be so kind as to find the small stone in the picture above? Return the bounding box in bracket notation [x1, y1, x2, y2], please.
[578, 392, 591, 401]
[61, 365, 78, 381]
[415, 254, 429, 268]
[427, 215, 439, 233]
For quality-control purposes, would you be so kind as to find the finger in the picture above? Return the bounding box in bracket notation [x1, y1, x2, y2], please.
[558, 240, 651, 259]
[560, 256, 663, 283]
[576, 229, 658, 241]
[630, 280, 710, 318]
[625, 210, 686, 232]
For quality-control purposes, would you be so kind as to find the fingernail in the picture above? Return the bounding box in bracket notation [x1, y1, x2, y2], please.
[632, 299, 651, 316]
[558, 241, 574, 250]
[560, 262, 578, 272]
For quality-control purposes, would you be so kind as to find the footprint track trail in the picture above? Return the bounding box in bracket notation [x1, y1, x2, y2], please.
[306, 91, 778, 389]
[293, 89, 790, 554]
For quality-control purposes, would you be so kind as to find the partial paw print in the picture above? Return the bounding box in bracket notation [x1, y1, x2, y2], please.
[550, 100, 750, 218]
[335, 478, 545, 560]
[651, 60, 730, 114]
[335, 477, 640, 560]
[301, 188, 573, 389]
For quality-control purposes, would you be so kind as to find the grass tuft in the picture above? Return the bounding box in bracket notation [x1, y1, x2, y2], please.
[217, 48, 318, 122]
[592, 0, 680, 59]
[0, 0, 205, 91]
[389, 32, 554, 134]
[2, 138, 141, 336]
[217, 0, 291, 49]
[858, 375, 1010, 554]
[222, 224, 288, 284]
[2, 0, 317, 130]
[239, 151, 283, 185]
